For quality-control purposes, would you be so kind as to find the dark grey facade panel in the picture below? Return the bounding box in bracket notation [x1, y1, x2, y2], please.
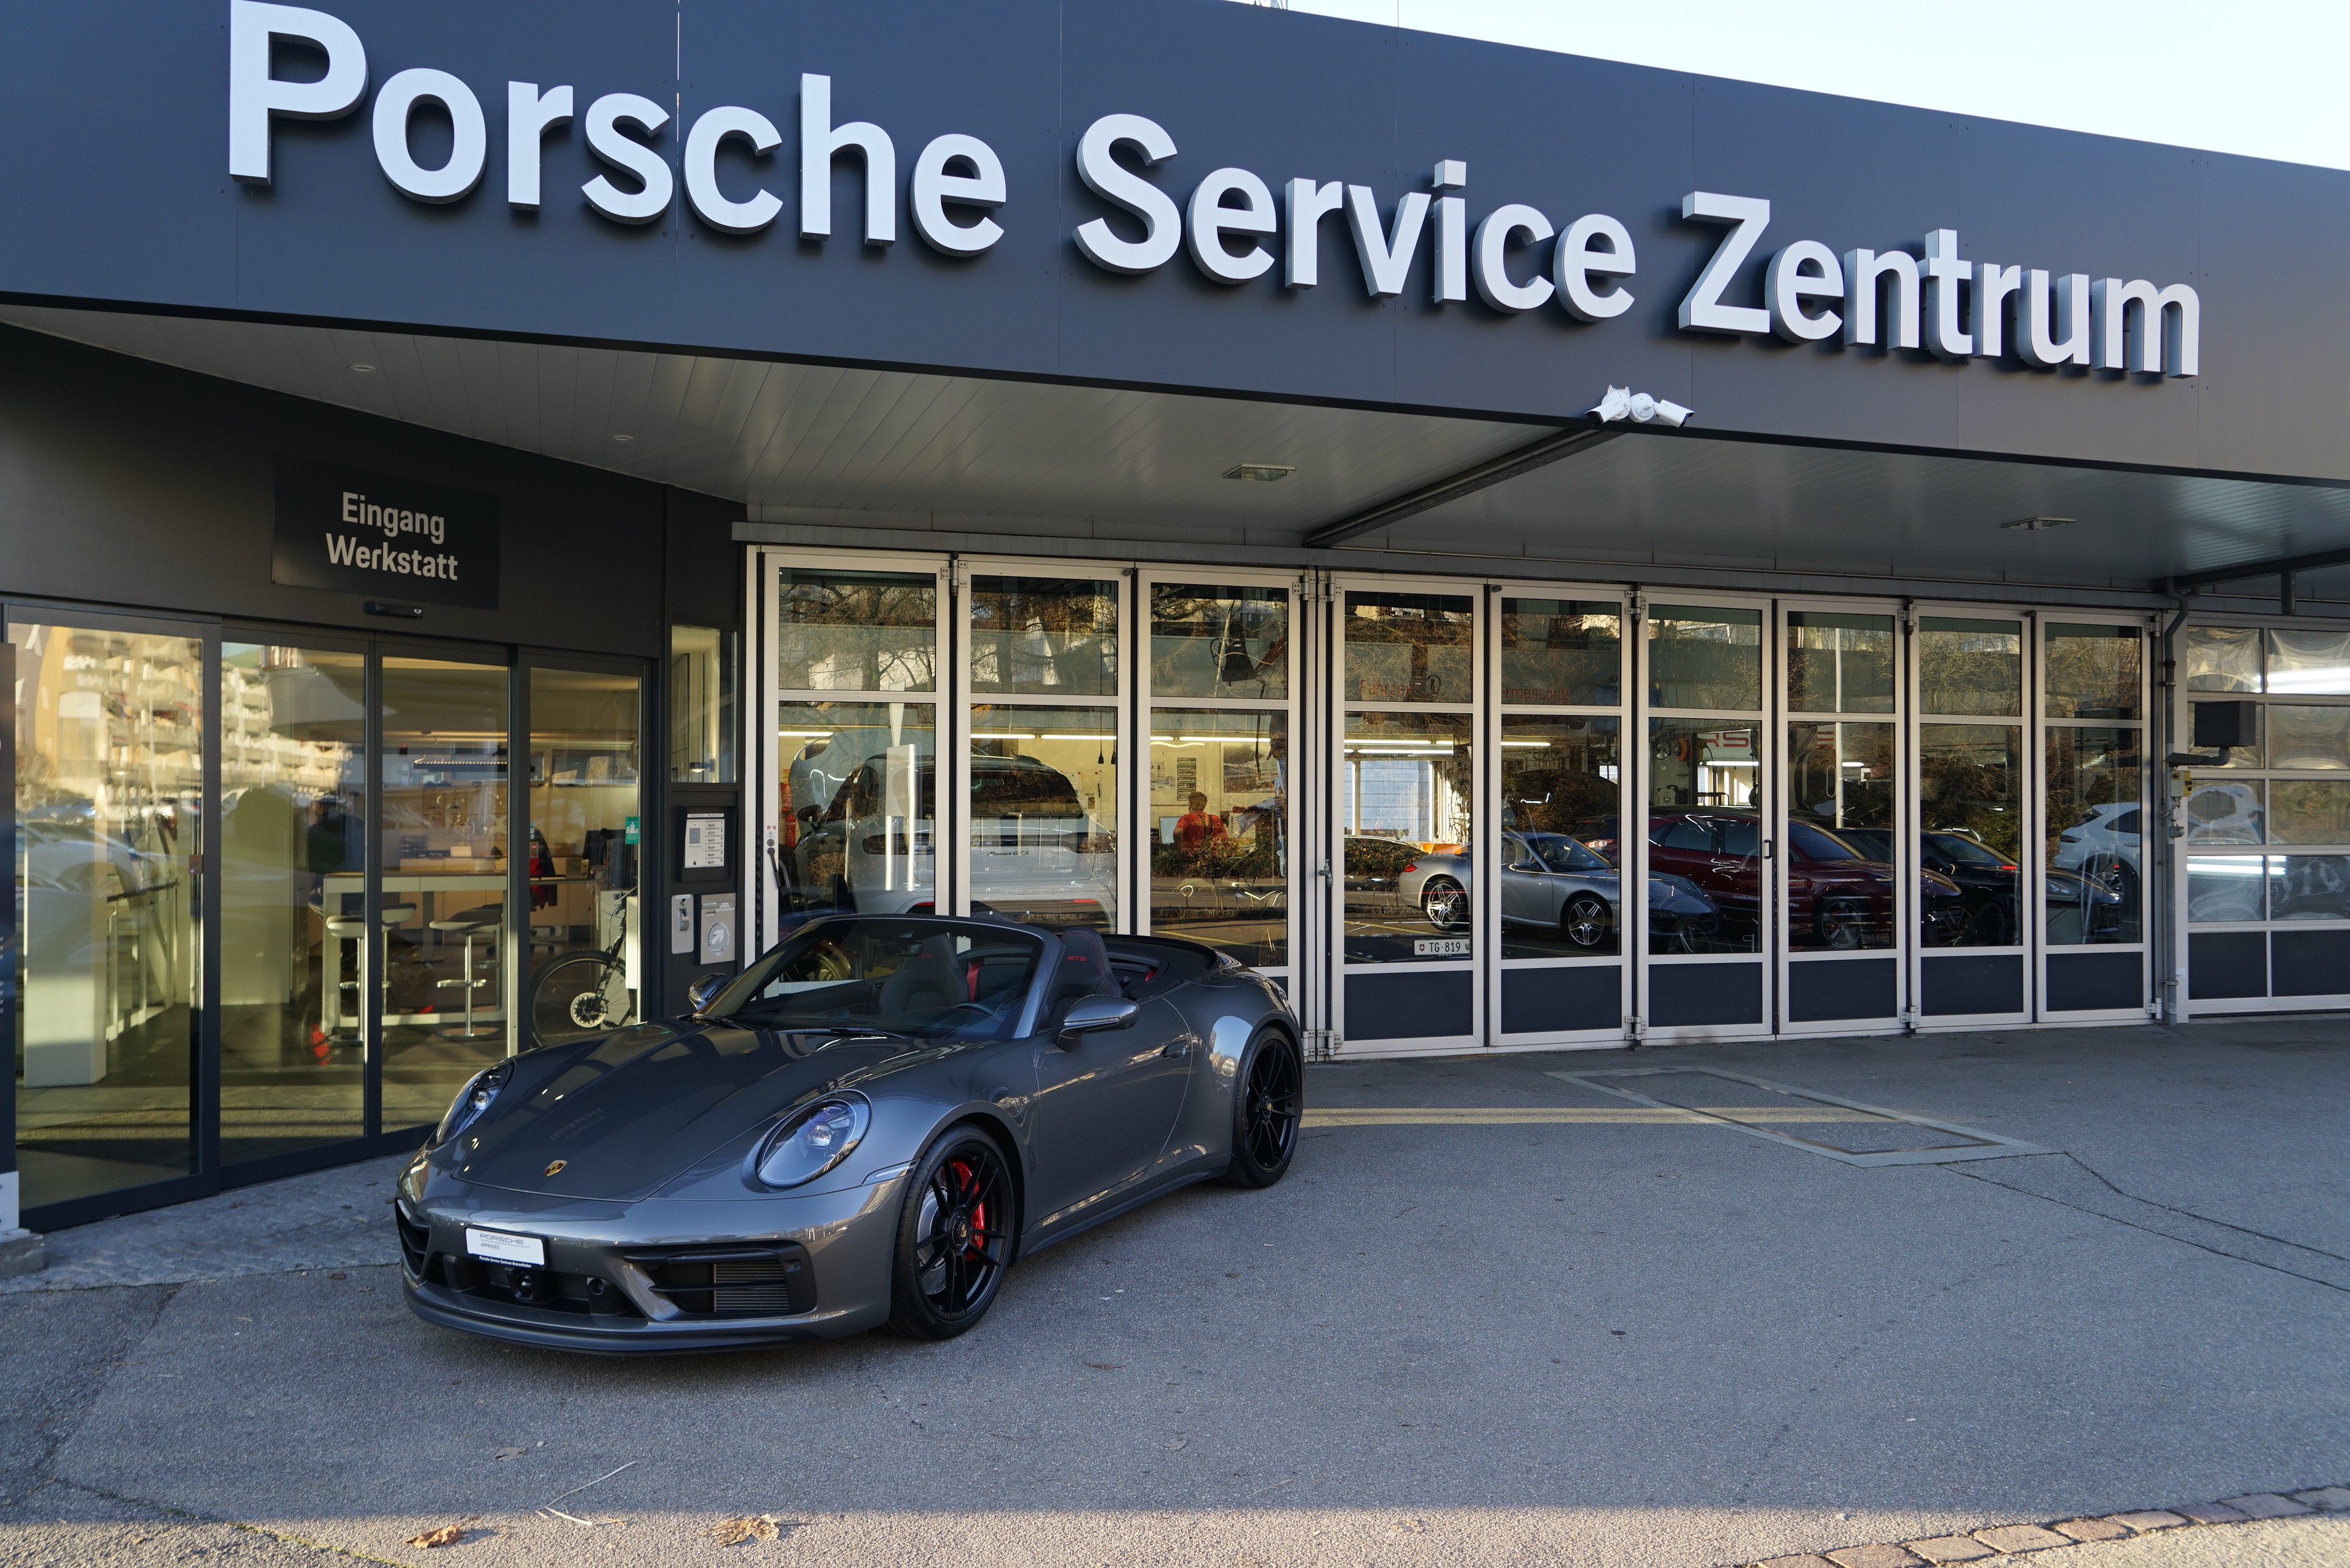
[1346, 970, 1473, 1041]
[2043, 950, 2144, 1013]
[0, 326, 680, 656]
[1786, 958, 1897, 1023]
[1919, 953, 2022, 1016]
[0, 2, 2337, 481]
[1647, 961, 1762, 1028]
[2187, 931, 2266, 1000]
[1499, 965, 1618, 1035]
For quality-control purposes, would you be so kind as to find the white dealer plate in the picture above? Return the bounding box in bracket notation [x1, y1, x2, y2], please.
[1413, 938, 1471, 957]
[465, 1228, 545, 1267]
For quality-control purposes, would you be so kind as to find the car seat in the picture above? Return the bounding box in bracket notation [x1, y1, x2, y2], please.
[878, 935, 964, 1015]
[1045, 926, 1121, 1025]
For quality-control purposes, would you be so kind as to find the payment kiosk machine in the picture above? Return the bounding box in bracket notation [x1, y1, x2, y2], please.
[663, 783, 741, 1007]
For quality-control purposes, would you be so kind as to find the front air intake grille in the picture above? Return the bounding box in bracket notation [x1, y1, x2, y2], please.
[626, 1245, 816, 1318]
[395, 1208, 430, 1274]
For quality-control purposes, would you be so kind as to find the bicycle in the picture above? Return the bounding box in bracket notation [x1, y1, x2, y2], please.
[529, 924, 637, 1046]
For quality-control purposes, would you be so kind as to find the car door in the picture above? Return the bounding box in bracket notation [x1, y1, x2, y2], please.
[1499, 833, 1543, 926]
[1025, 979, 1195, 1225]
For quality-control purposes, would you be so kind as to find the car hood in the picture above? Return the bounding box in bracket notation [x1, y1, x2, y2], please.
[441, 1021, 927, 1203]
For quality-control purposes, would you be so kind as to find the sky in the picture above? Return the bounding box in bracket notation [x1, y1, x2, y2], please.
[1236, 1, 2350, 171]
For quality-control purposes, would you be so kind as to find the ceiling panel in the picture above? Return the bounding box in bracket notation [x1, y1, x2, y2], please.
[4, 303, 2344, 596]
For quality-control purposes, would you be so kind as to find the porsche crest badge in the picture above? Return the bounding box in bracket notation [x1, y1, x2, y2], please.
[543, 1159, 567, 1177]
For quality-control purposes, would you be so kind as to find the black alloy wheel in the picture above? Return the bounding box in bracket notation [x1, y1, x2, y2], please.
[886, 1127, 1015, 1339]
[1222, 1029, 1301, 1189]
[1560, 893, 1612, 950]
[1420, 878, 1467, 931]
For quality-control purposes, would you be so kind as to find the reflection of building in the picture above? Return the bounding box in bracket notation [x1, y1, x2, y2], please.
[5, 0, 2349, 1238]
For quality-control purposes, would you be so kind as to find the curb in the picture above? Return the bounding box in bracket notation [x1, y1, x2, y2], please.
[1744, 1484, 2347, 1567]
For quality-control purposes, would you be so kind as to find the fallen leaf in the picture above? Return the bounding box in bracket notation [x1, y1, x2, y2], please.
[708, 1514, 789, 1546]
[1081, 1362, 1123, 1371]
[491, 1446, 526, 1461]
[328, 1272, 347, 1281]
[406, 1525, 464, 1548]
[1165, 1437, 1187, 1451]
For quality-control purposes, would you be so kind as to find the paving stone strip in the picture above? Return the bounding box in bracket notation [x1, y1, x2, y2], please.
[1742, 1483, 2339, 1568]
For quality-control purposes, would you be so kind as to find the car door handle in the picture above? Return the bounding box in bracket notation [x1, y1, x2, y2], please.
[1160, 1032, 1198, 1059]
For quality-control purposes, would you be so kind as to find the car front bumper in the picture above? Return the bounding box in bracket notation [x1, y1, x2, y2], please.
[395, 1166, 905, 1355]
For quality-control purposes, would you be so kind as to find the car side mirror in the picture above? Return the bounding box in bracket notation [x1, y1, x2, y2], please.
[686, 974, 729, 1014]
[1055, 995, 1138, 1047]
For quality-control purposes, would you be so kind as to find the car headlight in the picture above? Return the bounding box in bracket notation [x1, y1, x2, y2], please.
[754, 1097, 871, 1189]
[434, 1061, 512, 1148]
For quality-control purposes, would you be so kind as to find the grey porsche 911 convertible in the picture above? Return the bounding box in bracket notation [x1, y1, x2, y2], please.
[397, 915, 1302, 1354]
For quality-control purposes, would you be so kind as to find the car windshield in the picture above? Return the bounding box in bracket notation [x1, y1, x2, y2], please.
[1522, 833, 1611, 873]
[1788, 822, 1874, 863]
[704, 918, 1045, 1039]
[1927, 832, 2012, 867]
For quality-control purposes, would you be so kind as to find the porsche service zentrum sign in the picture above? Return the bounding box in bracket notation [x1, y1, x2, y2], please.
[227, 1, 2201, 388]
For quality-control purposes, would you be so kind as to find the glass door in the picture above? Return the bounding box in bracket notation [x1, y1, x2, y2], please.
[375, 652, 512, 1136]
[523, 661, 644, 1047]
[767, 558, 948, 938]
[1777, 603, 1905, 1032]
[217, 635, 367, 1165]
[1489, 588, 1630, 1046]
[1139, 573, 1298, 981]
[2038, 618, 2150, 1018]
[1911, 610, 2033, 1025]
[1331, 580, 1480, 1053]
[957, 562, 1127, 929]
[11, 611, 208, 1216]
[1635, 599, 1772, 1039]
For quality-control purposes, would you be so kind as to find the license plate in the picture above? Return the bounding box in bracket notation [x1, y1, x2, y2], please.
[465, 1228, 546, 1267]
[1414, 938, 1471, 957]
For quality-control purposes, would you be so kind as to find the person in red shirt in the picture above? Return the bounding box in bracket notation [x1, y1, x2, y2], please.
[1176, 791, 1226, 856]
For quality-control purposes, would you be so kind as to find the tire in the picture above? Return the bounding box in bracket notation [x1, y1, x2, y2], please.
[1221, 1029, 1302, 1189]
[1559, 893, 1612, 951]
[1813, 896, 1869, 951]
[884, 1126, 1017, 1339]
[1420, 878, 1467, 931]
[529, 954, 628, 1048]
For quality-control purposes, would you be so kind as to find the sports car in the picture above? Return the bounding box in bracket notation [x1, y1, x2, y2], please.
[396, 914, 1302, 1354]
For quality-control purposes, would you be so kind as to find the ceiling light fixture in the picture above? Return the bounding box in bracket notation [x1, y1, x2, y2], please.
[612, 433, 635, 442]
[2001, 515, 2075, 531]
[348, 363, 375, 373]
[1224, 463, 1294, 482]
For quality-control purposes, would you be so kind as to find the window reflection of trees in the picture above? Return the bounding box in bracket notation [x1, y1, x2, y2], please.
[1647, 608, 1761, 711]
[1344, 594, 1473, 704]
[776, 571, 937, 692]
[1499, 601, 1620, 705]
[1918, 621, 2020, 716]
[1149, 585, 1287, 700]
[2044, 625, 2142, 720]
[1918, 726, 2023, 860]
[969, 578, 1118, 695]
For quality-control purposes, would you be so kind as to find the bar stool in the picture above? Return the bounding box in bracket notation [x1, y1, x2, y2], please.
[319, 903, 416, 1039]
[431, 906, 504, 1039]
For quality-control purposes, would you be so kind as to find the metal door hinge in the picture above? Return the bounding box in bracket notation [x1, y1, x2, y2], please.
[1302, 1029, 1339, 1062]
[1308, 568, 1336, 604]
[1623, 1014, 1647, 1047]
[1626, 591, 1646, 625]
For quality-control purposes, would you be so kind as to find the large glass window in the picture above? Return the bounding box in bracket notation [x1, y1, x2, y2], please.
[1148, 710, 1287, 966]
[971, 577, 1116, 697]
[668, 625, 738, 783]
[777, 569, 936, 692]
[1787, 612, 1894, 714]
[219, 642, 364, 1163]
[780, 701, 938, 916]
[525, 668, 642, 1048]
[1343, 711, 1474, 962]
[1647, 720, 1761, 953]
[1499, 600, 1620, 705]
[1920, 618, 2022, 717]
[2176, 627, 2350, 1008]
[1344, 592, 1473, 704]
[1499, 715, 1622, 958]
[1148, 582, 1291, 967]
[1149, 584, 1287, 701]
[1784, 721, 1897, 952]
[1648, 606, 1762, 711]
[2044, 727, 2142, 946]
[377, 658, 510, 1133]
[967, 705, 1116, 928]
[13, 622, 203, 1210]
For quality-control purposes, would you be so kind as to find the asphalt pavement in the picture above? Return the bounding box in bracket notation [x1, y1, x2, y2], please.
[1, 1016, 2346, 1568]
